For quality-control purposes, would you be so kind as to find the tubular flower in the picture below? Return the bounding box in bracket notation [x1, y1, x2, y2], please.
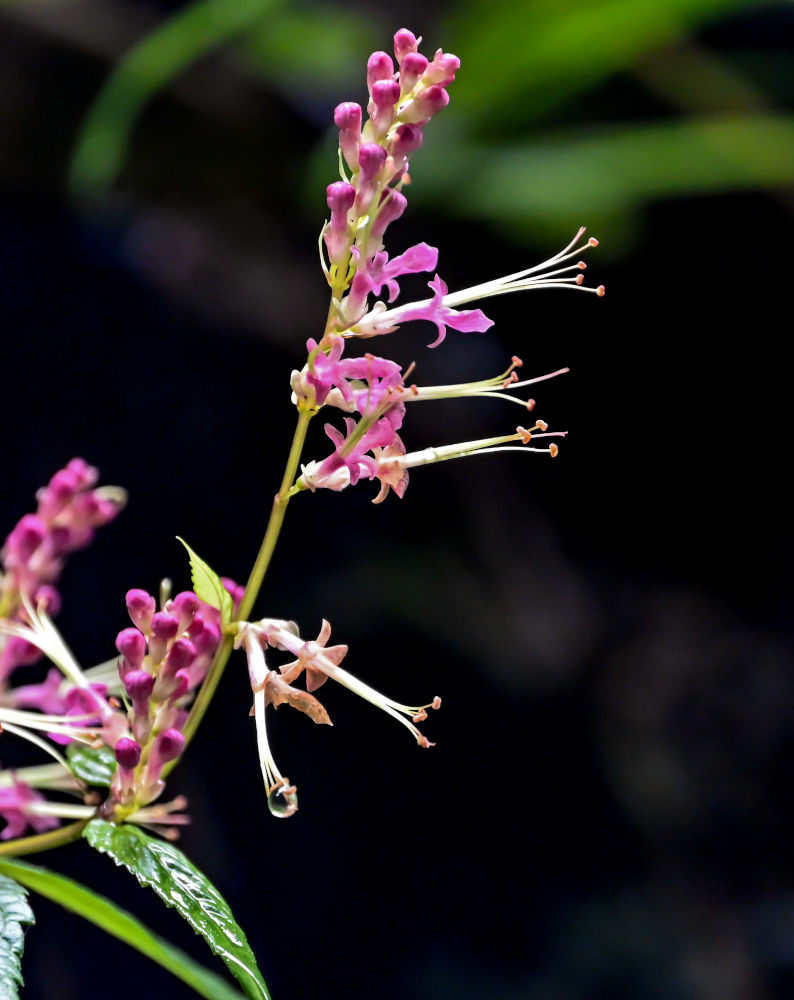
[235, 618, 440, 816]
[345, 228, 603, 345]
[293, 355, 566, 503]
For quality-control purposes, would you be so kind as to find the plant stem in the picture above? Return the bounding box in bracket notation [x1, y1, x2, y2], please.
[177, 408, 314, 752]
[0, 819, 89, 857]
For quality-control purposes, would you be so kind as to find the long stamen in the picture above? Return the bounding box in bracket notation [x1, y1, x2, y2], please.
[0, 763, 80, 792]
[404, 364, 569, 410]
[441, 230, 602, 306]
[312, 653, 440, 747]
[0, 721, 73, 773]
[24, 801, 96, 820]
[0, 706, 99, 741]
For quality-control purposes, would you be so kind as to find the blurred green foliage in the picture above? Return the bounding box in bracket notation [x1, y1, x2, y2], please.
[62, 0, 789, 246]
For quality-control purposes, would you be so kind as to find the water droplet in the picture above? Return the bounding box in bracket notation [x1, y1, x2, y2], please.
[267, 780, 298, 818]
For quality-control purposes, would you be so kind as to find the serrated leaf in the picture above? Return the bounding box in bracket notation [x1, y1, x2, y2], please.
[0, 857, 246, 1000]
[0, 873, 34, 999]
[176, 537, 235, 626]
[84, 820, 269, 1000]
[66, 743, 117, 787]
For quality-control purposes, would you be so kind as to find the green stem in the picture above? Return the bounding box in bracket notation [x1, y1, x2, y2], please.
[177, 408, 314, 752]
[0, 819, 89, 857]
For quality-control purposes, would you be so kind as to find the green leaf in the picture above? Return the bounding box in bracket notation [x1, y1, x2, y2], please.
[0, 874, 34, 1000]
[84, 820, 269, 1000]
[238, 1, 377, 99]
[66, 743, 117, 787]
[449, 0, 767, 126]
[68, 0, 285, 196]
[177, 537, 235, 626]
[0, 857, 247, 1000]
[413, 113, 794, 241]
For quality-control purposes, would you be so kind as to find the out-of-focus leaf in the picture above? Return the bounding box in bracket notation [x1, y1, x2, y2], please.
[69, 0, 285, 196]
[238, 1, 376, 109]
[0, 873, 34, 1000]
[449, 0, 766, 125]
[415, 113, 794, 232]
[85, 820, 269, 1000]
[66, 743, 117, 787]
[0, 857, 246, 1000]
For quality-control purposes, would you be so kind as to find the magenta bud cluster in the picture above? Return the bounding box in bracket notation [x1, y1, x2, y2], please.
[323, 28, 459, 277]
[117, 588, 222, 696]
[108, 582, 236, 809]
[0, 458, 125, 684]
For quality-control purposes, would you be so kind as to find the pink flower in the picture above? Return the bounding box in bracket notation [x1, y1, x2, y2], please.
[356, 273, 494, 346]
[0, 776, 60, 840]
[0, 459, 125, 685]
[365, 243, 438, 302]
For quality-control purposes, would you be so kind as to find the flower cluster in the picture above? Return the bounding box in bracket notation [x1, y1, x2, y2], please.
[0, 28, 604, 838]
[289, 29, 601, 505]
[235, 618, 440, 817]
[0, 458, 126, 685]
[0, 463, 240, 840]
[108, 583, 233, 815]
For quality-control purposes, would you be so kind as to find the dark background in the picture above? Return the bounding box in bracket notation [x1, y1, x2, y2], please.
[1, 1, 792, 998]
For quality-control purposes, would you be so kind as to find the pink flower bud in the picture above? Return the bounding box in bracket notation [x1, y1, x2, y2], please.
[149, 612, 179, 662]
[65, 458, 98, 490]
[38, 469, 79, 517]
[423, 50, 460, 86]
[7, 515, 45, 562]
[393, 28, 419, 65]
[192, 620, 221, 656]
[399, 52, 428, 92]
[124, 670, 154, 717]
[126, 589, 155, 633]
[358, 142, 387, 183]
[369, 79, 401, 137]
[367, 51, 394, 95]
[324, 182, 356, 265]
[115, 737, 142, 771]
[168, 670, 191, 702]
[155, 728, 185, 765]
[400, 85, 449, 124]
[356, 143, 387, 215]
[334, 102, 362, 172]
[116, 627, 146, 673]
[169, 591, 199, 633]
[164, 638, 196, 675]
[390, 123, 423, 162]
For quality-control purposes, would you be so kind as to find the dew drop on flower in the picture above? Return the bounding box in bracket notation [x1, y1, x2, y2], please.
[267, 780, 298, 818]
